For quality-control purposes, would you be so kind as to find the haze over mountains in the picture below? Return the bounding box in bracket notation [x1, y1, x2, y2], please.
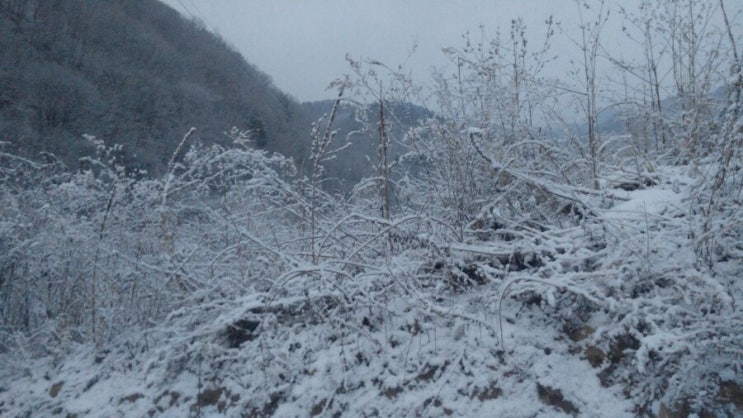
[0, 0, 729, 184]
[0, 0, 438, 191]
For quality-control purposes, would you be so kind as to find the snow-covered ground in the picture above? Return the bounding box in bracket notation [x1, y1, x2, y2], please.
[1, 164, 740, 417]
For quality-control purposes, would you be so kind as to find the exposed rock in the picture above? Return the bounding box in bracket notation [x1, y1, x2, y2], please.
[310, 398, 328, 416]
[584, 346, 605, 368]
[563, 324, 595, 342]
[225, 319, 261, 348]
[536, 383, 579, 416]
[718, 381, 743, 412]
[119, 393, 143, 404]
[49, 381, 64, 398]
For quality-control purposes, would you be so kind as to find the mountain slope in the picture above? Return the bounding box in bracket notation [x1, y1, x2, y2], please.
[0, 0, 303, 175]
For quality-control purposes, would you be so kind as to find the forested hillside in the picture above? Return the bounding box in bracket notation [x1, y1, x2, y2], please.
[1, 0, 741, 417]
[0, 0, 304, 175]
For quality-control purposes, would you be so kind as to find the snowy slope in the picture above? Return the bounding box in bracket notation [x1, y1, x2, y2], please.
[1, 165, 740, 417]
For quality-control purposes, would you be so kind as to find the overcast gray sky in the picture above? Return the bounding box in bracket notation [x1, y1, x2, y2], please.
[159, 0, 592, 101]
[160, 1, 741, 103]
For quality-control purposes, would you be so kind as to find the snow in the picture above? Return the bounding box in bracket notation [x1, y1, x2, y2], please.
[605, 188, 683, 219]
[1, 142, 740, 416]
[465, 127, 485, 136]
[0, 288, 638, 417]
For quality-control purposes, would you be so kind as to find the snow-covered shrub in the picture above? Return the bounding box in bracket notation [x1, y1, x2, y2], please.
[0, 131, 302, 350]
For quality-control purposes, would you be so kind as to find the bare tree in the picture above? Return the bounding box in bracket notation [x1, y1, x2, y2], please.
[615, 0, 669, 153]
[572, 0, 609, 189]
[663, 0, 725, 160]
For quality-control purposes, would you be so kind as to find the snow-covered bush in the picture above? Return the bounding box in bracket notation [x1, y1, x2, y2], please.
[0, 131, 301, 350]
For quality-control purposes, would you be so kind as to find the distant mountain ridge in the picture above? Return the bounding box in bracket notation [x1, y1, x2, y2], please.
[0, 0, 441, 190]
